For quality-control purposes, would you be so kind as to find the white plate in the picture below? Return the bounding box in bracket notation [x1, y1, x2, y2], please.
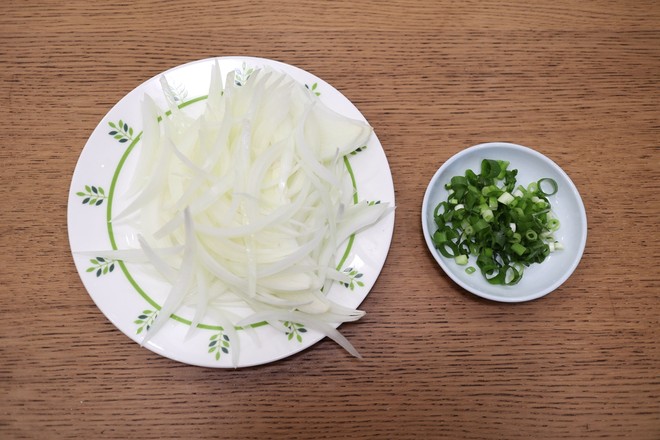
[68, 57, 395, 367]
[422, 142, 587, 302]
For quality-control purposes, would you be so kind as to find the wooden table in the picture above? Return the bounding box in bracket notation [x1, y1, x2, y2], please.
[2, 1, 658, 438]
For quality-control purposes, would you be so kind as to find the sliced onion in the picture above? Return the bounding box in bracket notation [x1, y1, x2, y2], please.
[104, 64, 392, 361]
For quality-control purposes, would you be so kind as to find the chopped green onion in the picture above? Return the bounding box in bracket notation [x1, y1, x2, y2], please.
[431, 158, 562, 285]
[525, 230, 538, 241]
[465, 266, 476, 274]
[455, 254, 468, 265]
[498, 192, 515, 205]
[548, 218, 560, 230]
[481, 159, 501, 178]
[538, 178, 558, 196]
[511, 242, 527, 256]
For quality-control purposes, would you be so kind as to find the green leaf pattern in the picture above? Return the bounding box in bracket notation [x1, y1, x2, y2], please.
[170, 81, 188, 102]
[85, 257, 116, 277]
[134, 310, 157, 335]
[305, 82, 321, 96]
[234, 62, 255, 86]
[108, 119, 134, 144]
[208, 331, 231, 361]
[341, 267, 365, 290]
[76, 185, 107, 206]
[350, 145, 367, 155]
[283, 321, 307, 343]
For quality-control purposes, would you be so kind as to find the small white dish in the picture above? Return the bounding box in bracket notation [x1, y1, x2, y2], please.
[421, 142, 587, 302]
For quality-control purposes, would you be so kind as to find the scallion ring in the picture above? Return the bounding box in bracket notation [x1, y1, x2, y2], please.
[538, 178, 558, 196]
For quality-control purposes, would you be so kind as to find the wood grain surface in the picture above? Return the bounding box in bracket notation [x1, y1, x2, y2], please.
[1, 1, 658, 439]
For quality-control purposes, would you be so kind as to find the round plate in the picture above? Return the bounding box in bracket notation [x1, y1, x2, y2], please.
[422, 142, 587, 302]
[68, 57, 395, 367]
